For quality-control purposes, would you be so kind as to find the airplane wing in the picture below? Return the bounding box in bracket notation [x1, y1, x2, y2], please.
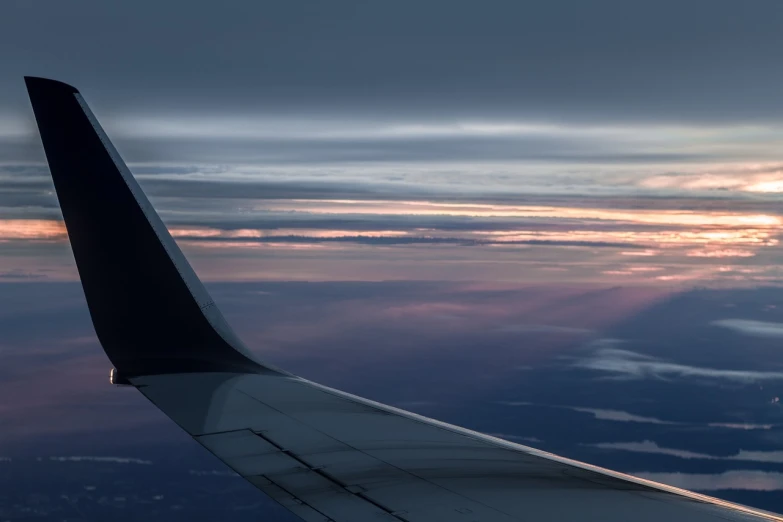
[24, 76, 783, 522]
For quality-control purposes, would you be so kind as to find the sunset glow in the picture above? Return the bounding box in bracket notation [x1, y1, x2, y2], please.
[4, 195, 781, 285]
[262, 200, 783, 228]
[0, 219, 66, 240]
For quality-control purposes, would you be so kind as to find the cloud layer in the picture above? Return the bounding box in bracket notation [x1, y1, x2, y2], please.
[573, 347, 783, 383]
[633, 471, 783, 492]
[712, 319, 783, 339]
[591, 440, 783, 463]
[3, 2, 783, 285]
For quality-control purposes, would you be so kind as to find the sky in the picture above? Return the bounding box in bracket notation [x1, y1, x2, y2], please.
[3, 1, 783, 519]
[3, 0, 783, 285]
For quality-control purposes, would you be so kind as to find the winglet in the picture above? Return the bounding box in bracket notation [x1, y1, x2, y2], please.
[25, 77, 276, 378]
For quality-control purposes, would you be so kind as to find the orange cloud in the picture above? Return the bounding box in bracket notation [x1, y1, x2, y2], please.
[170, 227, 409, 239]
[0, 219, 66, 240]
[265, 199, 782, 228]
[686, 249, 756, 258]
[640, 166, 783, 194]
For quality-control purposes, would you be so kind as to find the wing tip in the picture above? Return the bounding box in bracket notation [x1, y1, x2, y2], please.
[24, 76, 80, 95]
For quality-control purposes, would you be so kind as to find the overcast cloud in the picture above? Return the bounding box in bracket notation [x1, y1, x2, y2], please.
[3, 0, 783, 123]
[3, 1, 783, 284]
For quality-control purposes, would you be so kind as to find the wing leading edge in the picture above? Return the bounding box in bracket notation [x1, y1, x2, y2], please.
[25, 76, 783, 522]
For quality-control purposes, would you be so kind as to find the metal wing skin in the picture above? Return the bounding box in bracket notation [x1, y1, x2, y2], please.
[25, 76, 783, 522]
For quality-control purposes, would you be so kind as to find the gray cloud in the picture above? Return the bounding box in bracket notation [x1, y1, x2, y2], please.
[569, 407, 678, 425]
[707, 423, 774, 431]
[0, 269, 48, 281]
[7, 160, 783, 222]
[112, 135, 719, 166]
[188, 469, 238, 477]
[498, 402, 679, 425]
[573, 347, 783, 383]
[712, 319, 783, 339]
[500, 402, 776, 429]
[591, 440, 783, 463]
[485, 433, 543, 444]
[0, 130, 744, 172]
[178, 235, 641, 249]
[48, 456, 152, 465]
[495, 324, 593, 335]
[633, 470, 783, 492]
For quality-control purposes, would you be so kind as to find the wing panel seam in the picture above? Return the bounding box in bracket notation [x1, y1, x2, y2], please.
[252, 429, 409, 522]
[236, 388, 520, 521]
